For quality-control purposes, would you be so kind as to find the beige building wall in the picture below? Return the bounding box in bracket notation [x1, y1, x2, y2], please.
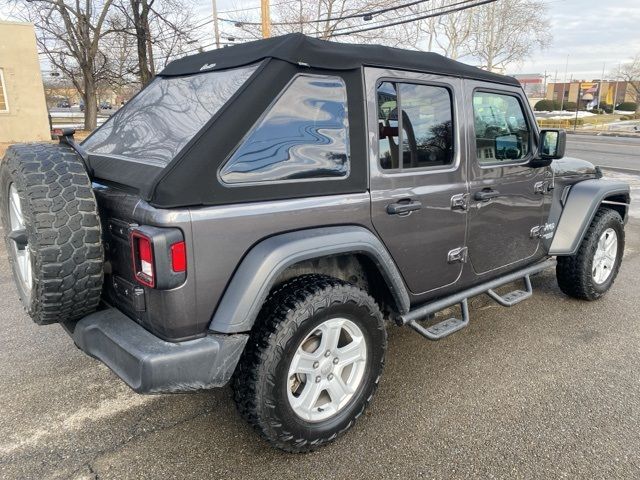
[0, 21, 50, 142]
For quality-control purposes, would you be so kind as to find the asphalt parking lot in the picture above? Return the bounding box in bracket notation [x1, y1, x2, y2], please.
[1, 172, 639, 480]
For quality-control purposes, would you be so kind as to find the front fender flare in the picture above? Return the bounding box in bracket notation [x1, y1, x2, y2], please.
[208, 226, 410, 334]
[549, 179, 630, 256]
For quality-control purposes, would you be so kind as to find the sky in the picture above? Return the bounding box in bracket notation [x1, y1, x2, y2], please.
[193, 0, 640, 81]
[1, 0, 638, 81]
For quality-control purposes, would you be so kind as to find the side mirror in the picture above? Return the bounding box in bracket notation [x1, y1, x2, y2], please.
[530, 129, 566, 167]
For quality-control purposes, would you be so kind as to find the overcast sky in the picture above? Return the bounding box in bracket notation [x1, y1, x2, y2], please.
[196, 0, 640, 81]
[513, 0, 640, 80]
[2, 0, 638, 81]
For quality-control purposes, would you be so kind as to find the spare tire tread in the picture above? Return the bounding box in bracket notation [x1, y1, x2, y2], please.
[1, 143, 104, 324]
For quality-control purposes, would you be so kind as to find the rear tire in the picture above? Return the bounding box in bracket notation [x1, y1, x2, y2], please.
[0, 143, 103, 324]
[556, 208, 624, 301]
[232, 274, 386, 452]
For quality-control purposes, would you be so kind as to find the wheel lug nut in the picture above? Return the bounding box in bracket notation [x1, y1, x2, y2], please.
[313, 361, 319, 369]
[327, 373, 334, 380]
[315, 376, 321, 383]
[333, 357, 339, 364]
[325, 350, 331, 357]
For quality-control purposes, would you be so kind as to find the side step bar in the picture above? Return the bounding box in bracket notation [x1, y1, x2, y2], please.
[398, 258, 556, 341]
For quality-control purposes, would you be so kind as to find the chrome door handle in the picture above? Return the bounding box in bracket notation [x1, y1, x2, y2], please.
[386, 199, 422, 215]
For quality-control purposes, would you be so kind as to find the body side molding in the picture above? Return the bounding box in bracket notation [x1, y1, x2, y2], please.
[208, 226, 410, 333]
[549, 179, 630, 256]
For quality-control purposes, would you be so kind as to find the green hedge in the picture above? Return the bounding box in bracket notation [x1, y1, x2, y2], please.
[616, 102, 638, 112]
[534, 99, 578, 112]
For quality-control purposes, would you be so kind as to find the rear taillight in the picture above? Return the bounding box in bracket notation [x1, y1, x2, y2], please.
[170, 241, 186, 273]
[130, 226, 187, 289]
[132, 230, 155, 287]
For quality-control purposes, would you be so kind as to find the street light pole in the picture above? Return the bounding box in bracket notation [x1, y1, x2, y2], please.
[212, 0, 220, 49]
[560, 55, 569, 111]
[261, 0, 271, 38]
[574, 81, 581, 132]
[597, 62, 605, 110]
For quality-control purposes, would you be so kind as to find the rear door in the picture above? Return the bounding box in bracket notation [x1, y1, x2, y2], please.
[465, 83, 548, 274]
[365, 68, 468, 295]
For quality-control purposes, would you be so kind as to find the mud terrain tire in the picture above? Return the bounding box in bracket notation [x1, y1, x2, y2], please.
[232, 274, 386, 453]
[0, 143, 103, 324]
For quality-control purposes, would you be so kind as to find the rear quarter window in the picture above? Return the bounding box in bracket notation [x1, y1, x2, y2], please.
[82, 64, 259, 167]
[218, 74, 350, 185]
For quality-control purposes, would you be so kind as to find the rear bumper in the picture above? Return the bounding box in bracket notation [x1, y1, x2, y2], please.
[66, 308, 248, 394]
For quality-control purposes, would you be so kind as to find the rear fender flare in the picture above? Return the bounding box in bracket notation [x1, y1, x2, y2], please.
[208, 226, 410, 334]
[548, 179, 630, 256]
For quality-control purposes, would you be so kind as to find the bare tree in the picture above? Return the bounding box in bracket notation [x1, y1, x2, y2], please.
[19, 0, 115, 130]
[111, 0, 201, 86]
[612, 54, 640, 111]
[464, 0, 551, 72]
[433, 3, 473, 60]
[229, 0, 422, 46]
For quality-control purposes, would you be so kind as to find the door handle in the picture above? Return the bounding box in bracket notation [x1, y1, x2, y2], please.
[474, 189, 501, 202]
[386, 199, 422, 215]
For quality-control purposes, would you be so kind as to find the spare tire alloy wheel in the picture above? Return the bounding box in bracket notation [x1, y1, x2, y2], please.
[287, 317, 368, 423]
[7, 183, 32, 301]
[0, 143, 104, 324]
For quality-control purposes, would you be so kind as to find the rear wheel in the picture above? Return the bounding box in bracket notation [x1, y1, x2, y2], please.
[232, 274, 386, 452]
[0, 143, 103, 324]
[556, 208, 624, 300]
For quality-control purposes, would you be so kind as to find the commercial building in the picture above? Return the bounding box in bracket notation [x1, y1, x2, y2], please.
[0, 21, 50, 142]
[546, 80, 637, 109]
[512, 73, 546, 98]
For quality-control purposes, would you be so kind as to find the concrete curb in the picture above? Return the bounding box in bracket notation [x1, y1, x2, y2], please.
[567, 130, 640, 138]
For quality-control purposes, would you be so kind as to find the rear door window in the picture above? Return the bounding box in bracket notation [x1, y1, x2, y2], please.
[377, 81, 454, 171]
[82, 64, 259, 167]
[219, 74, 349, 185]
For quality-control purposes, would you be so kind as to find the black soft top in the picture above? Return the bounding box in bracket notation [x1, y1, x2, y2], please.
[160, 32, 519, 87]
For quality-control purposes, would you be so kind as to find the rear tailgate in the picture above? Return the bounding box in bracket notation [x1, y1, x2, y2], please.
[93, 184, 142, 322]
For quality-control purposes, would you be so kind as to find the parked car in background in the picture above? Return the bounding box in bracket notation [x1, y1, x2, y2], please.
[56, 100, 70, 108]
[99, 101, 112, 110]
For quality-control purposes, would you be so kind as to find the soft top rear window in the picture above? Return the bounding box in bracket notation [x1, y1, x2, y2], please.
[82, 64, 259, 167]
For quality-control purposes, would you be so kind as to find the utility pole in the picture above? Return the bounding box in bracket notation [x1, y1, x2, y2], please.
[559, 55, 569, 110]
[574, 81, 581, 132]
[212, 0, 220, 49]
[613, 62, 621, 112]
[261, 0, 271, 38]
[597, 62, 605, 109]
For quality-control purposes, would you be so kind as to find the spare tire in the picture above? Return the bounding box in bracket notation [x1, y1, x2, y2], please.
[0, 143, 103, 324]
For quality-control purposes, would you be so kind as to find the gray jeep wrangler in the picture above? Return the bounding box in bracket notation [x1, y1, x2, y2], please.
[1, 34, 630, 452]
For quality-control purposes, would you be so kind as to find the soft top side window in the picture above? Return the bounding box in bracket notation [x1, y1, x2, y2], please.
[219, 74, 350, 185]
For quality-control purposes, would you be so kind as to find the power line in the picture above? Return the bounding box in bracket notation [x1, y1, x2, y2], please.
[220, 0, 433, 26]
[218, 0, 303, 14]
[330, 0, 497, 37]
[325, 0, 476, 35]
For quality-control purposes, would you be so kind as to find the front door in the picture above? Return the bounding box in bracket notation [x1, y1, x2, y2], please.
[465, 85, 548, 275]
[366, 68, 468, 295]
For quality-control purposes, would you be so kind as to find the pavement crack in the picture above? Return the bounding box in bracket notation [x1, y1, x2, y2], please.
[84, 405, 214, 475]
